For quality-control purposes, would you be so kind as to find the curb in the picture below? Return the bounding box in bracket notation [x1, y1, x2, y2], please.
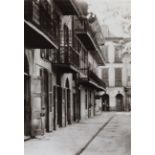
[75, 115, 115, 155]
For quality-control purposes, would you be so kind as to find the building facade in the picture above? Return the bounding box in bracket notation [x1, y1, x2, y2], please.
[101, 37, 131, 111]
[24, 0, 106, 139]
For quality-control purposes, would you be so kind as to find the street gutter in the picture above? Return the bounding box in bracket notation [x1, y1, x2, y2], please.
[75, 114, 115, 155]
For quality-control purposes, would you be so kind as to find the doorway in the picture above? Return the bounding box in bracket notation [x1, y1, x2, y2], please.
[24, 54, 31, 137]
[116, 94, 124, 111]
[66, 78, 71, 125]
[88, 90, 92, 118]
[102, 94, 110, 111]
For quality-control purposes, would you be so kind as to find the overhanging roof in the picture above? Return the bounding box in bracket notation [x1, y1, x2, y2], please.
[54, 0, 81, 15]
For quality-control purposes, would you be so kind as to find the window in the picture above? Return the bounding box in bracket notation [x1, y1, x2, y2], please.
[53, 12, 60, 42]
[115, 46, 122, 63]
[102, 68, 109, 86]
[104, 46, 109, 63]
[115, 68, 122, 86]
[64, 24, 69, 47]
[40, 49, 52, 61]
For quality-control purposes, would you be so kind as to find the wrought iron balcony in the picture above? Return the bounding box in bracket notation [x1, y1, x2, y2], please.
[24, 0, 59, 48]
[52, 46, 80, 73]
[79, 65, 106, 91]
[74, 18, 105, 65]
[74, 18, 98, 50]
[89, 65, 106, 90]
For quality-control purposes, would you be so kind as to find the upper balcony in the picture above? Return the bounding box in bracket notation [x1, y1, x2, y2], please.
[51, 45, 80, 73]
[54, 0, 82, 15]
[74, 18, 105, 65]
[24, 0, 59, 49]
[74, 18, 97, 50]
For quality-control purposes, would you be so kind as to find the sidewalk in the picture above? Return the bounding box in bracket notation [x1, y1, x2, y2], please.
[24, 112, 116, 155]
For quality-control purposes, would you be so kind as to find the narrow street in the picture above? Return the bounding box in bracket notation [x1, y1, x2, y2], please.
[25, 112, 130, 155]
[80, 113, 131, 155]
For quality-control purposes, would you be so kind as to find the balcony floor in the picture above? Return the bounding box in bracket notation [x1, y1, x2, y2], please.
[24, 20, 58, 49]
[52, 63, 79, 73]
[79, 78, 106, 91]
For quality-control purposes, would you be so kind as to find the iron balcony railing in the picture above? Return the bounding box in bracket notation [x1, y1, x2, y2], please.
[74, 19, 98, 48]
[74, 18, 105, 64]
[79, 64, 106, 89]
[88, 64, 106, 89]
[52, 46, 80, 69]
[24, 0, 59, 45]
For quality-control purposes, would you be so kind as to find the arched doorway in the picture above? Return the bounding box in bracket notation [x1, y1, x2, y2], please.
[66, 78, 71, 125]
[116, 94, 124, 111]
[24, 54, 31, 136]
[102, 94, 109, 111]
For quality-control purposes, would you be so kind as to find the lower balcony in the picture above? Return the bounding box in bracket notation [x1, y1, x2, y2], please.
[89, 70, 106, 90]
[78, 68, 106, 91]
[52, 46, 80, 73]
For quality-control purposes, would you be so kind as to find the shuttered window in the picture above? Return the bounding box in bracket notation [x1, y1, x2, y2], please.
[64, 24, 69, 47]
[115, 68, 122, 86]
[102, 68, 109, 86]
[115, 47, 122, 63]
[104, 46, 109, 63]
[48, 72, 53, 112]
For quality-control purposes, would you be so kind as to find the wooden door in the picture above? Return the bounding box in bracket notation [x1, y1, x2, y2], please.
[67, 89, 71, 124]
[24, 74, 31, 136]
[53, 86, 58, 130]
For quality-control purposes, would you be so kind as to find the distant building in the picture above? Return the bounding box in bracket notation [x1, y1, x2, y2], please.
[100, 27, 131, 111]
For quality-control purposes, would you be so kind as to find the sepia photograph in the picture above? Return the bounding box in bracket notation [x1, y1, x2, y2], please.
[24, 0, 131, 154]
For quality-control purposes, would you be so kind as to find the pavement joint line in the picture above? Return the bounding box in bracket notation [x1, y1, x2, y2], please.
[75, 114, 115, 155]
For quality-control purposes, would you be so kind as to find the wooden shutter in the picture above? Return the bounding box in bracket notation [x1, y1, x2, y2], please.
[48, 72, 53, 112]
[104, 46, 109, 62]
[115, 68, 122, 86]
[61, 88, 66, 127]
[115, 47, 122, 63]
[48, 72, 53, 131]
[53, 86, 58, 130]
[57, 86, 62, 127]
[102, 68, 109, 86]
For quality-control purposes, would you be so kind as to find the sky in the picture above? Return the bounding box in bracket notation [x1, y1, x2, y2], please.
[85, 0, 131, 38]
